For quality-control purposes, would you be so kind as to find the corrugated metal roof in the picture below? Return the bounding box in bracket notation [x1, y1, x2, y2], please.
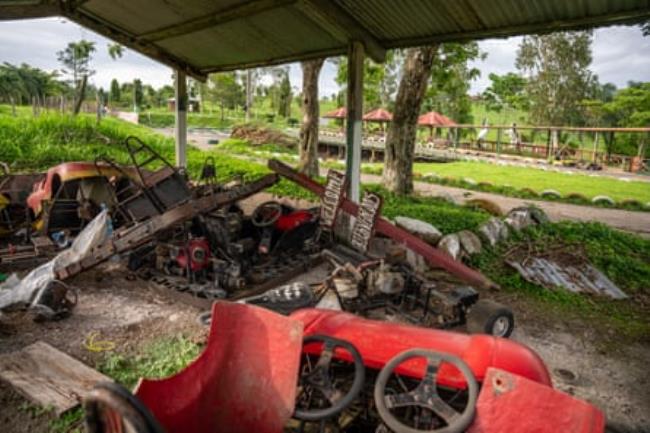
[1, 0, 649, 79]
[507, 257, 628, 299]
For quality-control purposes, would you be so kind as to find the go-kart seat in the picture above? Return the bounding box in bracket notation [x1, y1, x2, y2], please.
[84, 302, 304, 433]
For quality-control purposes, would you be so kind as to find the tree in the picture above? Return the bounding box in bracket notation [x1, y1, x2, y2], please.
[208, 72, 244, 121]
[482, 72, 528, 113]
[383, 46, 438, 195]
[133, 79, 143, 112]
[298, 59, 325, 177]
[278, 70, 292, 118]
[516, 32, 596, 125]
[57, 40, 96, 114]
[334, 52, 401, 109]
[423, 42, 484, 125]
[107, 43, 124, 60]
[109, 78, 121, 105]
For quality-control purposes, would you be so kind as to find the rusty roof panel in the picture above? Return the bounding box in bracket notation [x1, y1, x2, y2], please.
[2, 0, 649, 78]
[507, 257, 628, 300]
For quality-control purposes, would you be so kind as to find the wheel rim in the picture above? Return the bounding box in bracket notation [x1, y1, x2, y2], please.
[492, 316, 510, 337]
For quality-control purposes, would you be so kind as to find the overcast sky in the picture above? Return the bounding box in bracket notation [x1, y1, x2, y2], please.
[1, 18, 648, 97]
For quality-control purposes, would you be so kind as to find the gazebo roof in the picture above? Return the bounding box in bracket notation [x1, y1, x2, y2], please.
[363, 108, 393, 122]
[418, 111, 457, 127]
[323, 107, 347, 119]
[2, 1, 648, 80]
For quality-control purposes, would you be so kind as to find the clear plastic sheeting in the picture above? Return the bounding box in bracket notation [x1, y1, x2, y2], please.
[0, 210, 110, 311]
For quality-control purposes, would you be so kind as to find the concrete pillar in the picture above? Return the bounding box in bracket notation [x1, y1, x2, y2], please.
[345, 42, 364, 203]
[175, 70, 188, 168]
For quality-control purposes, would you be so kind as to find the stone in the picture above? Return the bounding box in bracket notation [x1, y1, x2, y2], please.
[540, 189, 562, 199]
[437, 234, 461, 260]
[504, 209, 534, 231]
[457, 230, 482, 255]
[592, 195, 616, 206]
[394, 216, 442, 245]
[478, 217, 510, 247]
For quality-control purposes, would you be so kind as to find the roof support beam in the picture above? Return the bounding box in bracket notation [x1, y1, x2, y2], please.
[385, 9, 650, 49]
[297, 0, 386, 63]
[174, 71, 188, 168]
[62, 9, 206, 81]
[140, 0, 297, 42]
[345, 41, 364, 204]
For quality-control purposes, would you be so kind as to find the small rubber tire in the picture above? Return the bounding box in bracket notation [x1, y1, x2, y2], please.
[466, 299, 514, 338]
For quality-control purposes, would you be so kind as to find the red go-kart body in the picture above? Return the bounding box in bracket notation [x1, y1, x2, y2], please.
[129, 303, 604, 433]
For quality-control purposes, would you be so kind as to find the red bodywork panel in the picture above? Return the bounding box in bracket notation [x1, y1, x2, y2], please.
[26, 162, 130, 215]
[127, 304, 603, 433]
[275, 210, 313, 231]
[291, 309, 552, 389]
[468, 368, 605, 433]
[175, 238, 211, 272]
[134, 302, 303, 433]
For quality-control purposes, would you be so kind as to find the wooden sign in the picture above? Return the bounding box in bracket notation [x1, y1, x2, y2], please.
[350, 192, 383, 253]
[319, 170, 347, 230]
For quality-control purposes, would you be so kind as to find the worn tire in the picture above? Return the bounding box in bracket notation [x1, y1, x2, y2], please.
[467, 299, 514, 338]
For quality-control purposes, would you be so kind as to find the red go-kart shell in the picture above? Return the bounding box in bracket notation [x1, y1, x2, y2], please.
[291, 308, 552, 389]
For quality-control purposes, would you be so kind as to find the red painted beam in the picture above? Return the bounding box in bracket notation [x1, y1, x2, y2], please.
[268, 159, 495, 289]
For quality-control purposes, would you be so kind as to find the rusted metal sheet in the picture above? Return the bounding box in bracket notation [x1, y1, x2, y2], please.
[267, 159, 495, 289]
[506, 257, 627, 299]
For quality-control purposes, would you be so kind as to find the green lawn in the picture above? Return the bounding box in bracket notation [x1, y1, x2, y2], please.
[411, 161, 650, 203]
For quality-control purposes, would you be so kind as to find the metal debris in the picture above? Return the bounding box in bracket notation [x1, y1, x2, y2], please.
[507, 257, 627, 299]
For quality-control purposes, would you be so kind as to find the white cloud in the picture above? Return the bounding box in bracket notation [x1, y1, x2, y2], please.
[1, 18, 648, 97]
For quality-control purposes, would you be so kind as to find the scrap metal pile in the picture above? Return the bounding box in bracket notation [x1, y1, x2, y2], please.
[0, 136, 514, 337]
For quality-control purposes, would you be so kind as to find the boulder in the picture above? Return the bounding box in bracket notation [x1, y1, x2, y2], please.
[592, 195, 616, 206]
[395, 216, 442, 245]
[540, 189, 562, 199]
[478, 217, 510, 247]
[437, 234, 461, 260]
[504, 209, 533, 231]
[457, 230, 482, 256]
[507, 206, 549, 226]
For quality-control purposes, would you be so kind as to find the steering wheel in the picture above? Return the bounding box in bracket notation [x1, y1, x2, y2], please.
[374, 349, 478, 433]
[84, 382, 164, 433]
[294, 335, 365, 422]
[251, 201, 283, 227]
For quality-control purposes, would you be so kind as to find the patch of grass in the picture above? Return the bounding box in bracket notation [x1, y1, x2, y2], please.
[364, 184, 491, 233]
[99, 335, 200, 389]
[49, 408, 83, 433]
[469, 221, 650, 342]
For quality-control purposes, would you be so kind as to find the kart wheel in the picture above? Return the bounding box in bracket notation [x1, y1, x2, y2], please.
[466, 299, 514, 338]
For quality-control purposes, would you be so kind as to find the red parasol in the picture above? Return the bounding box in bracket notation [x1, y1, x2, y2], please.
[363, 108, 393, 122]
[323, 107, 347, 119]
[418, 111, 457, 127]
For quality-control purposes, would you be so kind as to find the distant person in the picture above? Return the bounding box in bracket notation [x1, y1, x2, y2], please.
[507, 123, 522, 153]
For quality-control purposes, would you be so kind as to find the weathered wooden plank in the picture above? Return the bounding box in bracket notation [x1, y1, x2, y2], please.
[0, 341, 110, 415]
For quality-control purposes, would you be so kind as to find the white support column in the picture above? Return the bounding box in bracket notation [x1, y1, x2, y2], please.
[345, 41, 364, 203]
[175, 70, 188, 168]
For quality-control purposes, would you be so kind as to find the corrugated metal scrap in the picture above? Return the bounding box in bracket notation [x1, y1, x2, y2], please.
[506, 257, 627, 300]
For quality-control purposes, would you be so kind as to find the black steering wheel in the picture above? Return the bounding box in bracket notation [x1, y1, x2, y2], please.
[84, 382, 164, 433]
[294, 335, 365, 422]
[374, 349, 478, 433]
[251, 200, 283, 227]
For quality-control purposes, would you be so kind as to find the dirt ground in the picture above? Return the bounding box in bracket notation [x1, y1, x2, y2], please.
[1, 260, 648, 432]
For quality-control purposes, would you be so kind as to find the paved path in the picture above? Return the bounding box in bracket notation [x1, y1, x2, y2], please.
[361, 173, 650, 238]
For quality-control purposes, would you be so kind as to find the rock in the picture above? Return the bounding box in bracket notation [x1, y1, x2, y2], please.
[520, 187, 539, 197]
[478, 217, 510, 247]
[540, 189, 562, 199]
[463, 177, 478, 186]
[504, 209, 533, 231]
[395, 216, 442, 245]
[457, 230, 482, 255]
[437, 234, 461, 260]
[592, 195, 616, 206]
[465, 198, 503, 216]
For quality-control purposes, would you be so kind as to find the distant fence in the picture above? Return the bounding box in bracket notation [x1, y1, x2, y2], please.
[319, 123, 650, 172]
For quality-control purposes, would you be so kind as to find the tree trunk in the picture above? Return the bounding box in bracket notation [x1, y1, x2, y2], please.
[298, 58, 325, 177]
[383, 46, 438, 195]
[73, 75, 88, 115]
